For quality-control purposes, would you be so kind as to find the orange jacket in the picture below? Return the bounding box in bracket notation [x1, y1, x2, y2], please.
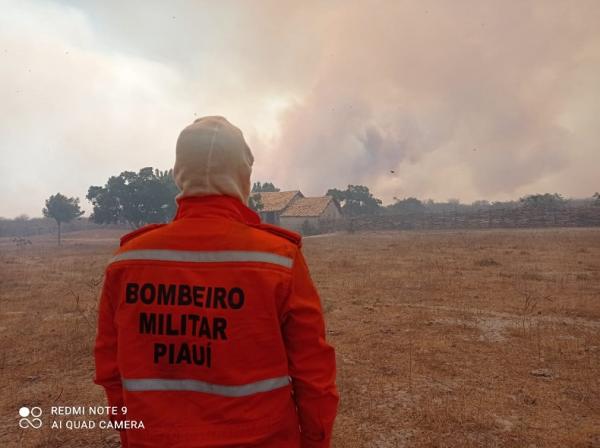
[94, 195, 339, 448]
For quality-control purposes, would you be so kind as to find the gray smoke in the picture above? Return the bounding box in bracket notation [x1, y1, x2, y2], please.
[1, 0, 599, 217]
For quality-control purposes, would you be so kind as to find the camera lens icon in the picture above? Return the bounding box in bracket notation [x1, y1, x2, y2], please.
[18, 406, 43, 429]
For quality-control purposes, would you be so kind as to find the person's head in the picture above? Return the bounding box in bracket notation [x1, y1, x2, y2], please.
[173, 116, 254, 204]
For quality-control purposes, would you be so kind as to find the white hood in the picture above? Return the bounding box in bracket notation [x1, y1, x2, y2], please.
[173, 116, 254, 204]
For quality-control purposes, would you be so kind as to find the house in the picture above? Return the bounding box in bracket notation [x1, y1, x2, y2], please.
[255, 190, 343, 233]
[280, 196, 343, 233]
[256, 190, 303, 225]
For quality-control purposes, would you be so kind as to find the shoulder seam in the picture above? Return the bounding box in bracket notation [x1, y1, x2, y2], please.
[119, 223, 167, 247]
[250, 223, 302, 247]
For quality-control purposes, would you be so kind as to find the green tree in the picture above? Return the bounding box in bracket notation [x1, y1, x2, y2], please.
[387, 197, 425, 213]
[519, 193, 566, 209]
[248, 193, 264, 212]
[325, 188, 345, 206]
[326, 185, 382, 216]
[471, 200, 491, 209]
[248, 181, 279, 212]
[42, 193, 84, 246]
[251, 181, 280, 192]
[87, 167, 178, 228]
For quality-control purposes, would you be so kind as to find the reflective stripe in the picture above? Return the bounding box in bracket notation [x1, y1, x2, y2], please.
[122, 376, 291, 397]
[110, 249, 293, 268]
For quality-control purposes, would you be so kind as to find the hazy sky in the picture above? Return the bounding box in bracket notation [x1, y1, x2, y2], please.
[1, 0, 599, 218]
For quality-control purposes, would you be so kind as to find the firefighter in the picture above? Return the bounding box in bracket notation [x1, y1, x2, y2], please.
[94, 116, 339, 447]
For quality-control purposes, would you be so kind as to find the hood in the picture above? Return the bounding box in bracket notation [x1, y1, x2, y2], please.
[173, 116, 254, 204]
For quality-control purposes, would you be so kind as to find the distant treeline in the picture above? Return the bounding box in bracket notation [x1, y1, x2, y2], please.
[318, 204, 600, 234]
[0, 216, 126, 238]
[3, 166, 599, 237]
[257, 183, 600, 216]
[379, 194, 598, 215]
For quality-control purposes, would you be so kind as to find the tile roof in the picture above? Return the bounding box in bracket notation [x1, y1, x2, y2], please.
[254, 190, 302, 212]
[280, 196, 335, 217]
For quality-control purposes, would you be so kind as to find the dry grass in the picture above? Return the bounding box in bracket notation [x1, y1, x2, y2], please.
[1, 228, 599, 447]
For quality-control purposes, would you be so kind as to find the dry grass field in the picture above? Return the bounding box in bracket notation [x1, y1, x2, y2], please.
[1, 228, 599, 447]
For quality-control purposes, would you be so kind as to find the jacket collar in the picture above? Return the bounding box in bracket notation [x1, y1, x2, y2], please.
[173, 194, 261, 225]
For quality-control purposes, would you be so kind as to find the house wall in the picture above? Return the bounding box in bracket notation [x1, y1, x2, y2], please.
[259, 211, 279, 225]
[279, 216, 319, 233]
[321, 201, 342, 220]
[279, 202, 343, 233]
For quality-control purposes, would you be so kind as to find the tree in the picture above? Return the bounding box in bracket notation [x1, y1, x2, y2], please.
[248, 193, 264, 212]
[326, 185, 382, 216]
[42, 193, 84, 246]
[252, 181, 280, 192]
[490, 200, 519, 210]
[471, 200, 491, 209]
[519, 193, 566, 209]
[87, 168, 178, 228]
[248, 181, 279, 212]
[326, 188, 345, 206]
[387, 197, 425, 213]
[593, 192, 600, 206]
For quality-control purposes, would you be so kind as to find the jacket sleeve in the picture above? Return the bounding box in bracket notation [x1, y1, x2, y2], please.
[280, 248, 339, 448]
[94, 267, 128, 444]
